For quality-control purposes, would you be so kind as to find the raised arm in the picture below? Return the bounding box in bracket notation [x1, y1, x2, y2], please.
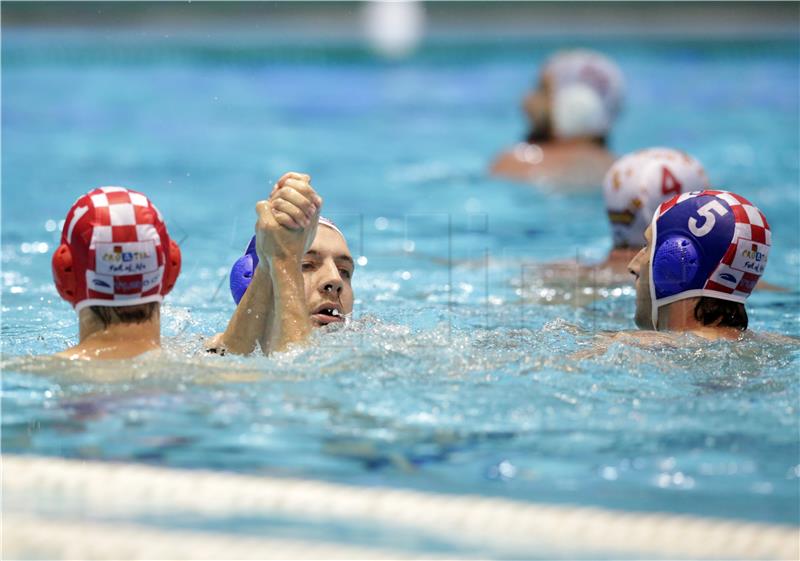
[258, 173, 321, 353]
[208, 263, 274, 355]
[207, 172, 320, 356]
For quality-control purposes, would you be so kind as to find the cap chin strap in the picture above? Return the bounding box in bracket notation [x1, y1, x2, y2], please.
[649, 213, 660, 330]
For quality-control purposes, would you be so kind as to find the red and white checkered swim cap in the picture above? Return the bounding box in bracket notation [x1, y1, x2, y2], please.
[52, 186, 181, 312]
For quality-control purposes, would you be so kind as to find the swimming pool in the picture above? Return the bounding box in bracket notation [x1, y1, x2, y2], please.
[2, 28, 799, 558]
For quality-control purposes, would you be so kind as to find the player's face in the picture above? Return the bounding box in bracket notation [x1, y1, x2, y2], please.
[302, 226, 355, 327]
[628, 225, 654, 329]
[523, 75, 554, 136]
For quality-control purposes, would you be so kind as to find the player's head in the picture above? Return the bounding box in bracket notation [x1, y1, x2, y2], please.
[525, 50, 624, 143]
[52, 187, 181, 326]
[603, 148, 709, 249]
[628, 190, 770, 331]
[230, 217, 354, 327]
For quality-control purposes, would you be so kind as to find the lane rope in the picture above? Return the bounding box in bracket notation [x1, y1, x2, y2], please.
[4, 455, 798, 560]
[3, 513, 446, 560]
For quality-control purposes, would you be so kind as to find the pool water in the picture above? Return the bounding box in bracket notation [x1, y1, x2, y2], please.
[2, 29, 799, 550]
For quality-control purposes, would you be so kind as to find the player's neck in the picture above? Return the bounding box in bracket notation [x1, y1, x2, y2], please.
[76, 308, 161, 352]
[659, 299, 742, 340]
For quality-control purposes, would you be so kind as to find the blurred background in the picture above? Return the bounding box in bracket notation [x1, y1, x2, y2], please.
[2, 3, 799, 557]
[3, 1, 798, 36]
[3, 1, 798, 332]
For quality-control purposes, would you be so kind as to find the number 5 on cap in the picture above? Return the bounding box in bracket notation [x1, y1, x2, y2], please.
[689, 200, 728, 237]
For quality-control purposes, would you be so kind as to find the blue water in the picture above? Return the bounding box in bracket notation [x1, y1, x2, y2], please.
[2, 28, 799, 548]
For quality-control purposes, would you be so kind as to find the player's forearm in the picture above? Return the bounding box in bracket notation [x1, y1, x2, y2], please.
[219, 264, 274, 355]
[268, 257, 312, 352]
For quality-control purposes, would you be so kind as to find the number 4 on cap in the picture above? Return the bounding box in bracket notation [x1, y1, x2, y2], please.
[661, 167, 682, 197]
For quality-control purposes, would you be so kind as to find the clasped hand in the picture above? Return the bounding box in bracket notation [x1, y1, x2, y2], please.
[255, 172, 323, 267]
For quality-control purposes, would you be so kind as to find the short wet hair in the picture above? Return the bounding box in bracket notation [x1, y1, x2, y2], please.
[694, 297, 748, 330]
[89, 302, 158, 328]
[525, 129, 606, 147]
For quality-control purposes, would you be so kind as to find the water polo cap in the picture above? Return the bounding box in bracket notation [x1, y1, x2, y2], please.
[603, 147, 709, 248]
[649, 190, 770, 329]
[552, 83, 608, 140]
[52, 187, 181, 312]
[229, 217, 344, 304]
[543, 49, 624, 139]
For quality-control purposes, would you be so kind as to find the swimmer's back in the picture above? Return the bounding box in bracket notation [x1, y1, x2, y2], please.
[492, 141, 616, 190]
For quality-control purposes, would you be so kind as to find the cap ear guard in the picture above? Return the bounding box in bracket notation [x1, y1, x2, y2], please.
[52, 243, 78, 306]
[230, 236, 258, 305]
[652, 235, 701, 297]
[649, 215, 704, 330]
[552, 83, 609, 139]
[162, 238, 182, 295]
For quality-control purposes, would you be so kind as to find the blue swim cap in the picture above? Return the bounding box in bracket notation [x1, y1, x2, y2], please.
[230, 236, 258, 305]
[648, 190, 771, 329]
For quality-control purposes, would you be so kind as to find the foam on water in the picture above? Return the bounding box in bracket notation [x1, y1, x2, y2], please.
[3, 309, 798, 524]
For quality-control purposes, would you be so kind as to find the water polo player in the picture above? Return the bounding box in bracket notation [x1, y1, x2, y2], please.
[521, 147, 708, 301]
[491, 49, 624, 190]
[208, 172, 354, 355]
[599, 147, 709, 279]
[51, 187, 181, 359]
[628, 190, 771, 337]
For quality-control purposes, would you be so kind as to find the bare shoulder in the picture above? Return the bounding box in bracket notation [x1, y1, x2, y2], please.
[755, 279, 789, 293]
[608, 330, 680, 347]
[3, 353, 69, 370]
[608, 329, 799, 347]
[1, 352, 90, 380]
[559, 146, 615, 185]
[54, 340, 160, 361]
[53, 345, 89, 361]
[744, 330, 800, 345]
[569, 330, 663, 360]
[489, 145, 543, 180]
[489, 149, 515, 172]
[569, 327, 798, 362]
[591, 146, 617, 167]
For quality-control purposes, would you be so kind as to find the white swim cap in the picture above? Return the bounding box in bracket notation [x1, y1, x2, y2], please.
[543, 50, 624, 139]
[603, 147, 709, 248]
[552, 84, 608, 139]
[319, 216, 345, 239]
